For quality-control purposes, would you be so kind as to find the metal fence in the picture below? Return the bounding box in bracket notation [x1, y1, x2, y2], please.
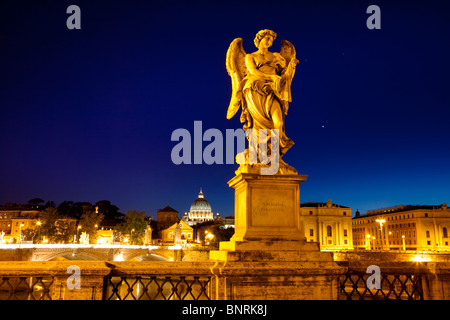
[339, 269, 423, 300]
[0, 276, 54, 300]
[103, 275, 212, 300]
[0, 268, 425, 301]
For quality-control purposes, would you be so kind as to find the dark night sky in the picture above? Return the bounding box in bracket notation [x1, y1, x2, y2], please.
[1, 0, 449, 219]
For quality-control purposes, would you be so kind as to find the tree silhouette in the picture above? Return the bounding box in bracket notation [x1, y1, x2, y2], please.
[78, 210, 104, 244]
[39, 207, 76, 243]
[117, 210, 148, 245]
[28, 198, 44, 205]
[95, 200, 123, 220]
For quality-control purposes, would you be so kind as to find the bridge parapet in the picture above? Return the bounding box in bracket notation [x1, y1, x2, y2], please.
[0, 258, 449, 300]
[0, 244, 185, 261]
[0, 261, 216, 300]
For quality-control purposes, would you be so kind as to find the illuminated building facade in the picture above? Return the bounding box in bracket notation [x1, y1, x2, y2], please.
[300, 200, 353, 251]
[160, 220, 194, 244]
[0, 205, 41, 243]
[182, 189, 219, 226]
[10, 218, 36, 242]
[352, 203, 450, 251]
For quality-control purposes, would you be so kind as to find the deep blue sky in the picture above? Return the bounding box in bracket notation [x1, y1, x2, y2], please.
[1, 0, 449, 219]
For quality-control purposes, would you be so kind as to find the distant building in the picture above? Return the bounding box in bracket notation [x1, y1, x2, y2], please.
[352, 203, 450, 251]
[10, 218, 37, 242]
[216, 215, 235, 229]
[157, 204, 179, 229]
[98, 218, 123, 245]
[96, 229, 114, 245]
[300, 199, 353, 251]
[0, 204, 42, 243]
[159, 220, 194, 244]
[182, 189, 220, 226]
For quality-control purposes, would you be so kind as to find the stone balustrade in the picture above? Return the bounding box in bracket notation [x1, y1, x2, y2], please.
[0, 258, 448, 300]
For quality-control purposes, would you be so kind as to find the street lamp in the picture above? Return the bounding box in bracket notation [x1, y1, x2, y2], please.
[36, 221, 41, 244]
[402, 235, 406, 251]
[366, 234, 371, 250]
[388, 231, 392, 250]
[19, 223, 24, 244]
[131, 229, 135, 245]
[77, 225, 82, 243]
[205, 231, 214, 245]
[376, 219, 386, 250]
[145, 226, 152, 246]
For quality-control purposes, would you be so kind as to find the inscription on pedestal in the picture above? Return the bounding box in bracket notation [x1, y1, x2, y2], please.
[259, 201, 285, 216]
[251, 188, 295, 227]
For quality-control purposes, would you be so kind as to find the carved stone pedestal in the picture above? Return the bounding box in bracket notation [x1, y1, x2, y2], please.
[226, 171, 307, 242]
[209, 169, 344, 300]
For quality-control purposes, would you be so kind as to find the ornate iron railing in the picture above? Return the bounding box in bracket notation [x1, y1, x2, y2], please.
[103, 275, 211, 300]
[0, 276, 54, 300]
[339, 269, 423, 300]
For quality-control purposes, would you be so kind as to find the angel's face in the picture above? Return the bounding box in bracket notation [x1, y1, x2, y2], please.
[259, 35, 274, 49]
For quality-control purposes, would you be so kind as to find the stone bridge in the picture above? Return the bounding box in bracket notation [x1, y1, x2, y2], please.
[0, 244, 209, 262]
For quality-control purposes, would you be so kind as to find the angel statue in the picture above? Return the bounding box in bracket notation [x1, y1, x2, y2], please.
[226, 29, 299, 175]
[80, 231, 89, 244]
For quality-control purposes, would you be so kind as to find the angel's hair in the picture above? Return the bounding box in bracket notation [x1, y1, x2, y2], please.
[254, 29, 277, 48]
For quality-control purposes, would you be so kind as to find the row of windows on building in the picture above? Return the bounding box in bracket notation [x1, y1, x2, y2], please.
[354, 223, 417, 232]
[371, 239, 417, 245]
[354, 227, 448, 239]
[308, 226, 349, 238]
[426, 229, 448, 238]
[354, 239, 450, 247]
[308, 226, 350, 245]
[308, 211, 349, 216]
[0, 221, 24, 227]
[354, 229, 417, 239]
[352, 213, 439, 225]
[168, 232, 192, 240]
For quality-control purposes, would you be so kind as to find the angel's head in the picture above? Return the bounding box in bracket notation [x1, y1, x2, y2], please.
[254, 29, 277, 49]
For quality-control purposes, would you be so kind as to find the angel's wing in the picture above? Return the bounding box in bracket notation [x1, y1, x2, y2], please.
[226, 38, 247, 119]
[280, 40, 296, 66]
[279, 40, 299, 105]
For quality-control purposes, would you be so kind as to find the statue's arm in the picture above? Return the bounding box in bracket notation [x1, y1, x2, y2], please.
[245, 54, 279, 82]
[273, 52, 286, 68]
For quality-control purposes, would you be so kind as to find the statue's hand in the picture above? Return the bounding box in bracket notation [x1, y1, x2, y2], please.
[270, 74, 281, 82]
[270, 74, 282, 91]
[288, 58, 299, 69]
[275, 56, 286, 68]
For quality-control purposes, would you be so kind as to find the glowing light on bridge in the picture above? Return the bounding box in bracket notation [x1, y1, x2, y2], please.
[411, 254, 432, 262]
[0, 244, 163, 250]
